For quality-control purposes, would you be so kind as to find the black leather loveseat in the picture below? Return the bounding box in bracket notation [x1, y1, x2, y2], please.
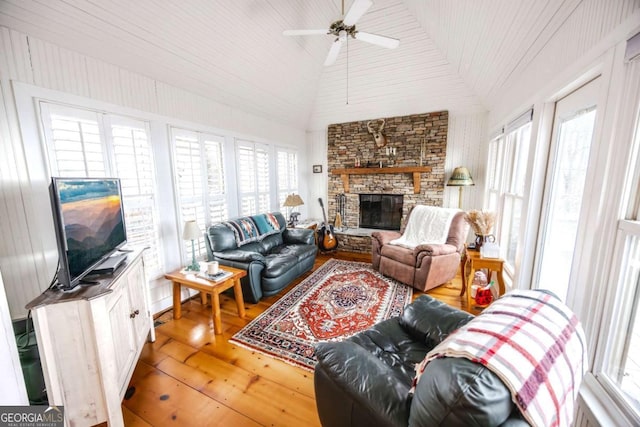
[205, 212, 317, 303]
[314, 295, 528, 427]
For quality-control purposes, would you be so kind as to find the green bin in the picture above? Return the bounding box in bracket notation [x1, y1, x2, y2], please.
[13, 317, 47, 405]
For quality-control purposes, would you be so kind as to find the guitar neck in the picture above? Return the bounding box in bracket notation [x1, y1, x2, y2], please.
[319, 198, 329, 225]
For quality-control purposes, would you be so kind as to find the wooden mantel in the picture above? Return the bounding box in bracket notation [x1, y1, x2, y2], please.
[331, 166, 432, 194]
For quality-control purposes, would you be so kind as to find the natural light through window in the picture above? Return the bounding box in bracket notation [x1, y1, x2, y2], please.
[538, 108, 597, 300]
[604, 226, 640, 416]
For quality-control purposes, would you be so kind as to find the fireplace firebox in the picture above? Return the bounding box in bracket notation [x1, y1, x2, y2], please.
[359, 194, 403, 230]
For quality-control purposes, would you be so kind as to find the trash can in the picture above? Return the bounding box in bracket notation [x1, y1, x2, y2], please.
[13, 317, 47, 405]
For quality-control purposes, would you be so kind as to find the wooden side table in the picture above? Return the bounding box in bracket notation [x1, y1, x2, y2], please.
[459, 249, 506, 312]
[165, 266, 247, 334]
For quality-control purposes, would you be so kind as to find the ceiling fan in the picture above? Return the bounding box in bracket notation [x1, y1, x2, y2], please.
[283, 0, 400, 66]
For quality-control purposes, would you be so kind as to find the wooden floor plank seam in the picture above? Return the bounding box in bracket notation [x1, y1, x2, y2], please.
[123, 252, 466, 426]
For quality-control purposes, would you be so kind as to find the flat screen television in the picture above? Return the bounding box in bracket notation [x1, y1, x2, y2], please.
[49, 177, 128, 290]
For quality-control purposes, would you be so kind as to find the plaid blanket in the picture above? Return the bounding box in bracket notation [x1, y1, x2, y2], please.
[223, 213, 281, 247]
[413, 290, 587, 427]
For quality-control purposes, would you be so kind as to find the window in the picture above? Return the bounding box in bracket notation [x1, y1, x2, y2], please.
[534, 79, 600, 301]
[276, 148, 299, 208]
[171, 128, 227, 263]
[596, 59, 640, 421]
[40, 103, 163, 278]
[485, 110, 532, 273]
[236, 140, 270, 216]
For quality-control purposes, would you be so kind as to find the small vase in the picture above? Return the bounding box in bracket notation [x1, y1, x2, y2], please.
[474, 234, 495, 249]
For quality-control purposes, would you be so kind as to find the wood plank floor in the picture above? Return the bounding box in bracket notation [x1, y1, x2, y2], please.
[122, 252, 467, 426]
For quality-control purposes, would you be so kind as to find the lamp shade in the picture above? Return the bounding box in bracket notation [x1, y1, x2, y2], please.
[182, 220, 201, 241]
[447, 167, 475, 187]
[283, 194, 304, 208]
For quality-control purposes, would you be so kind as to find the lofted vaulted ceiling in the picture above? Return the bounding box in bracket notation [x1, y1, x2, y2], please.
[0, 0, 638, 130]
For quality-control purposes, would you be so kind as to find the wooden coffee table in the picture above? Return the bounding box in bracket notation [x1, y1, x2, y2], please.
[165, 266, 247, 334]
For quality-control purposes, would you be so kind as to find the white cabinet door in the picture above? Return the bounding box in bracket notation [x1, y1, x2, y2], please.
[106, 279, 137, 392]
[126, 259, 150, 346]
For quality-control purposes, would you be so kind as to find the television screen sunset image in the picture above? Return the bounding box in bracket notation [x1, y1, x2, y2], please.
[56, 179, 126, 276]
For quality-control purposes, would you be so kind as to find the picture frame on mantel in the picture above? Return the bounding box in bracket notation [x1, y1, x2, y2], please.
[313, 165, 322, 173]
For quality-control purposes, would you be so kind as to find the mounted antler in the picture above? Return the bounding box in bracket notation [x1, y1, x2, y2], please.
[367, 118, 387, 148]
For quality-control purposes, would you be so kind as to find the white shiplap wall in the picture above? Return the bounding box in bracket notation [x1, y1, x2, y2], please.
[0, 26, 306, 319]
[444, 113, 488, 212]
[404, 0, 640, 123]
[307, 0, 486, 130]
[488, 0, 640, 126]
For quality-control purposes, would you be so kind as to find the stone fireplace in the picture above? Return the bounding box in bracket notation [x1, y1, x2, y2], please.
[326, 111, 448, 252]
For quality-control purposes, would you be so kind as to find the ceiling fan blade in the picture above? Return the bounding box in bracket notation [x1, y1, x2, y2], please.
[343, 0, 373, 26]
[324, 40, 343, 66]
[283, 29, 328, 36]
[355, 31, 400, 49]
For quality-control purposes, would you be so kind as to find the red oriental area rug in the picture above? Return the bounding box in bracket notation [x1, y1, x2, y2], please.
[229, 259, 413, 371]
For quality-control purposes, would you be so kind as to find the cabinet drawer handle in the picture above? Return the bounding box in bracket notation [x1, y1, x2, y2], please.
[130, 309, 140, 319]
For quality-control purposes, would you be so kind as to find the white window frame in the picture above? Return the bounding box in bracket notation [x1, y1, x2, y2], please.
[276, 147, 299, 209]
[235, 139, 272, 216]
[586, 54, 640, 424]
[485, 111, 533, 279]
[39, 101, 164, 279]
[170, 127, 228, 264]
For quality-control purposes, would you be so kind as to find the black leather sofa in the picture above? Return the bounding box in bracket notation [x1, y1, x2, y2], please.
[205, 212, 317, 303]
[314, 295, 528, 427]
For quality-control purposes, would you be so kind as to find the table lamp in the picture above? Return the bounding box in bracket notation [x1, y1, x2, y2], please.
[283, 194, 304, 226]
[182, 220, 202, 271]
[446, 166, 475, 209]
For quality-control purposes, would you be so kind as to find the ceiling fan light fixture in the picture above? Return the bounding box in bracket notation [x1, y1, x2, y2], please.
[283, 0, 399, 66]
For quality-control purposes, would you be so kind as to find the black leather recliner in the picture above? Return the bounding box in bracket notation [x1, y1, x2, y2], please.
[205, 212, 317, 303]
[314, 295, 528, 427]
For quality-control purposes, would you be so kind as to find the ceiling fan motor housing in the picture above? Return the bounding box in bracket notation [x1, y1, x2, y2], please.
[329, 20, 357, 39]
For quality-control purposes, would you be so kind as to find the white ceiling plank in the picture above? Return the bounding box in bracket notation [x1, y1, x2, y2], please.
[0, 0, 637, 131]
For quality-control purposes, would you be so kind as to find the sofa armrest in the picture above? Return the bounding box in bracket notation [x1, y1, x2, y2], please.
[371, 230, 402, 247]
[283, 228, 315, 245]
[399, 295, 472, 348]
[315, 341, 411, 427]
[213, 250, 266, 264]
[414, 243, 458, 256]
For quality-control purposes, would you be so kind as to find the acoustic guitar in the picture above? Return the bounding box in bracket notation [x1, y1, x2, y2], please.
[317, 198, 338, 252]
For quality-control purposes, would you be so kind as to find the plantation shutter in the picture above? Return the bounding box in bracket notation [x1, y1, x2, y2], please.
[237, 143, 257, 215]
[108, 116, 163, 278]
[173, 129, 207, 260]
[276, 149, 298, 208]
[236, 140, 270, 216]
[40, 103, 107, 177]
[204, 136, 228, 223]
[40, 102, 164, 278]
[256, 145, 271, 213]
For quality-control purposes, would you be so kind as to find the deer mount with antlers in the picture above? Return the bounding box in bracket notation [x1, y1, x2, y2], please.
[367, 119, 388, 148]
